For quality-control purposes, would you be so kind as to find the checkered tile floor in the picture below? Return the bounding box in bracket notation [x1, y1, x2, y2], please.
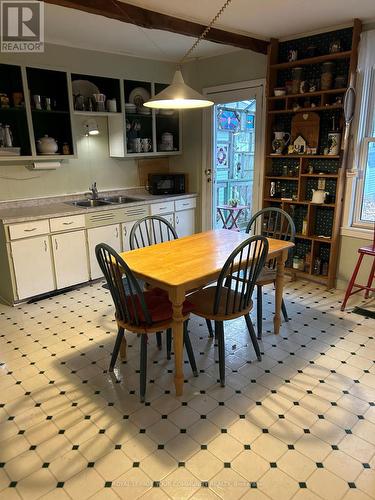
[0, 280, 374, 500]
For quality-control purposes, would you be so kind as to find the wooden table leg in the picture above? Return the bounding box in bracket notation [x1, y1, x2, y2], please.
[274, 249, 288, 335]
[169, 288, 185, 396]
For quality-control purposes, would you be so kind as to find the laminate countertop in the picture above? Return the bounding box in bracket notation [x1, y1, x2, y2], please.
[0, 189, 198, 224]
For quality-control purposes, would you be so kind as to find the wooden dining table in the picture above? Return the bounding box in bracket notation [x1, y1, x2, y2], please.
[120, 229, 294, 396]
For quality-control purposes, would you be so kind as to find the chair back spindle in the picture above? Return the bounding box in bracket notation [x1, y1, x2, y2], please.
[130, 216, 178, 250]
[214, 235, 268, 316]
[246, 207, 295, 268]
[95, 243, 152, 327]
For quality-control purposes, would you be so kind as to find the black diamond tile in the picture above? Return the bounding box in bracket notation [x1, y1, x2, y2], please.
[104, 481, 112, 487]
[270, 462, 277, 468]
[9, 482, 17, 487]
[224, 463, 231, 468]
[316, 463, 324, 468]
[244, 445, 251, 450]
[201, 445, 207, 450]
[201, 481, 209, 488]
[178, 462, 185, 467]
[250, 482, 257, 488]
[288, 445, 295, 450]
[133, 462, 140, 468]
[153, 481, 160, 487]
[348, 482, 356, 488]
[56, 482, 64, 488]
[299, 482, 307, 488]
[87, 462, 95, 468]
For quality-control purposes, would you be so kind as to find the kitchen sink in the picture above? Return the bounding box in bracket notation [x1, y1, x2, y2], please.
[67, 199, 111, 207]
[103, 195, 142, 204]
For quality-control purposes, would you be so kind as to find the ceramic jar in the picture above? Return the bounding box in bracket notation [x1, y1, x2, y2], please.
[36, 135, 58, 154]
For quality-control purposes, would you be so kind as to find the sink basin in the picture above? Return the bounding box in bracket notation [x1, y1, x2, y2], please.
[68, 199, 111, 207]
[104, 196, 142, 204]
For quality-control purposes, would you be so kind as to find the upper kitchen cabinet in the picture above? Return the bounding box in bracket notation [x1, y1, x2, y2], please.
[123, 80, 154, 155]
[70, 73, 122, 115]
[26, 67, 75, 157]
[154, 83, 180, 154]
[0, 64, 31, 158]
[109, 79, 182, 159]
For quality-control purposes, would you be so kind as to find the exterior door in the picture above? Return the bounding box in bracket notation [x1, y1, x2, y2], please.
[11, 236, 55, 299]
[202, 81, 265, 231]
[52, 231, 89, 289]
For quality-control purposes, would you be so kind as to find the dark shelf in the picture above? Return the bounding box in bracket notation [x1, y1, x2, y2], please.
[270, 50, 352, 70]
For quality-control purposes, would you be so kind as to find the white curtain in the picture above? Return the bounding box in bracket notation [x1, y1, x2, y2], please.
[358, 29, 375, 72]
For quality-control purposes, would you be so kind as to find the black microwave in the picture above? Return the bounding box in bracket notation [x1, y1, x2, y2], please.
[148, 173, 186, 195]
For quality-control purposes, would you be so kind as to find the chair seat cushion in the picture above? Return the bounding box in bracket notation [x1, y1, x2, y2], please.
[189, 286, 253, 320]
[126, 287, 194, 324]
[358, 245, 375, 256]
[257, 267, 276, 285]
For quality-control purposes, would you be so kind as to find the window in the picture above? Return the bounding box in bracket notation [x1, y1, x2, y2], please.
[353, 30, 375, 227]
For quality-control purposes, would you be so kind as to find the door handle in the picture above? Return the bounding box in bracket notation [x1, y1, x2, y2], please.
[115, 227, 119, 238]
[44, 240, 48, 252]
[124, 226, 127, 236]
[55, 239, 58, 250]
[176, 215, 179, 224]
[205, 169, 212, 183]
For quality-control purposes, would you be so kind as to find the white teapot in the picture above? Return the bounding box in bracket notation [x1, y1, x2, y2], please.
[36, 135, 58, 154]
[311, 189, 328, 204]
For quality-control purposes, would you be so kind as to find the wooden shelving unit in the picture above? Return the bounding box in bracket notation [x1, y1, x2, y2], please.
[263, 20, 362, 288]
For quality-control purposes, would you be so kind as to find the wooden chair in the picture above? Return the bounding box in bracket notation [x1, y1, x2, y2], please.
[246, 207, 296, 339]
[341, 222, 375, 310]
[130, 215, 214, 352]
[188, 235, 269, 387]
[95, 243, 198, 402]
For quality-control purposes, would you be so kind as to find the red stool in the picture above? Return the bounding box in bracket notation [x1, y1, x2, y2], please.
[341, 222, 375, 311]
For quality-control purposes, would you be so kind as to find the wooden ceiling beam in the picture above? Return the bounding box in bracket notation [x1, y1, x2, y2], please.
[43, 0, 269, 55]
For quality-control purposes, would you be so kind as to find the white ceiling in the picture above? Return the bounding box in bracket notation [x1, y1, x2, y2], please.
[44, 5, 237, 62]
[45, 1, 375, 62]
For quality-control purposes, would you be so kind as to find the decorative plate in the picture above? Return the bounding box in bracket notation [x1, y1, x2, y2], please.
[129, 87, 151, 108]
[72, 79, 100, 98]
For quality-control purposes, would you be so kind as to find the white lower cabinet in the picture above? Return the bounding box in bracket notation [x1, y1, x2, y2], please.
[87, 224, 121, 279]
[11, 236, 55, 300]
[122, 221, 137, 251]
[175, 209, 195, 238]
[52, 231, 89, 289]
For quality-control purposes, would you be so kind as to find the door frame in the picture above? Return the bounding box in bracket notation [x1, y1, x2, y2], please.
[201, 79, 266, 231]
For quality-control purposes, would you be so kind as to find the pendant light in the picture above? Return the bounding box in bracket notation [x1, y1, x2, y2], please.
[144, 0, 233, 110]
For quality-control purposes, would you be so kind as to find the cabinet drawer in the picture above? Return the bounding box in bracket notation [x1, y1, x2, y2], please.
[8, 219, 50, 240]
[50, 214, 85, 232]
[175, 198, 196, 212]
[122, 205, 149, 222]
[150, 201, 174, 215]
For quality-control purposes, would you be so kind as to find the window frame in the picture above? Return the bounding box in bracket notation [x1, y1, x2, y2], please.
[352, 66, 375, 228]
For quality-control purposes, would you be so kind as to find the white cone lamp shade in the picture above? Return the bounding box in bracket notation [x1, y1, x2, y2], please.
[144, 70, 214, 109]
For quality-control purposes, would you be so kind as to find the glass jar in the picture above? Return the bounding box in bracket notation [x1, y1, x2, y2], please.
[291, 67, 303, 94]
[321, 62, 335, 90]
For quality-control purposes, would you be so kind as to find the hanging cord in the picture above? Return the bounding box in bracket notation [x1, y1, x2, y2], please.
[110, 0, 234, 64]
[110, 0, 172, 61]
[179, 0, 233, 65]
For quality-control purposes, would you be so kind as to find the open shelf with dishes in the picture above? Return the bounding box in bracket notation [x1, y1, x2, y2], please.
[0, 64, 76, 160]
[70, 73, 121, 114]
[263, 21, 361, 288]
[108, 80, 182, 158]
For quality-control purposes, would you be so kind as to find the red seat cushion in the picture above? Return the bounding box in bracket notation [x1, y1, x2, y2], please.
[126, 287, 194, 324]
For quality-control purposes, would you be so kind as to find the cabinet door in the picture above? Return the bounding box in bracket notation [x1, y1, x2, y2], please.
[175, 209, 195, 238]
[122, 221, 137, 252]
[157, 213, 175, 244]
[11, 236, 55, 300]
[52, 231, 89, 289]
[88, 225, 121, 279]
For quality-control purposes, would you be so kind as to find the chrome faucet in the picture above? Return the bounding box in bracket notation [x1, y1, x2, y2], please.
[89, 182, 99, 200]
